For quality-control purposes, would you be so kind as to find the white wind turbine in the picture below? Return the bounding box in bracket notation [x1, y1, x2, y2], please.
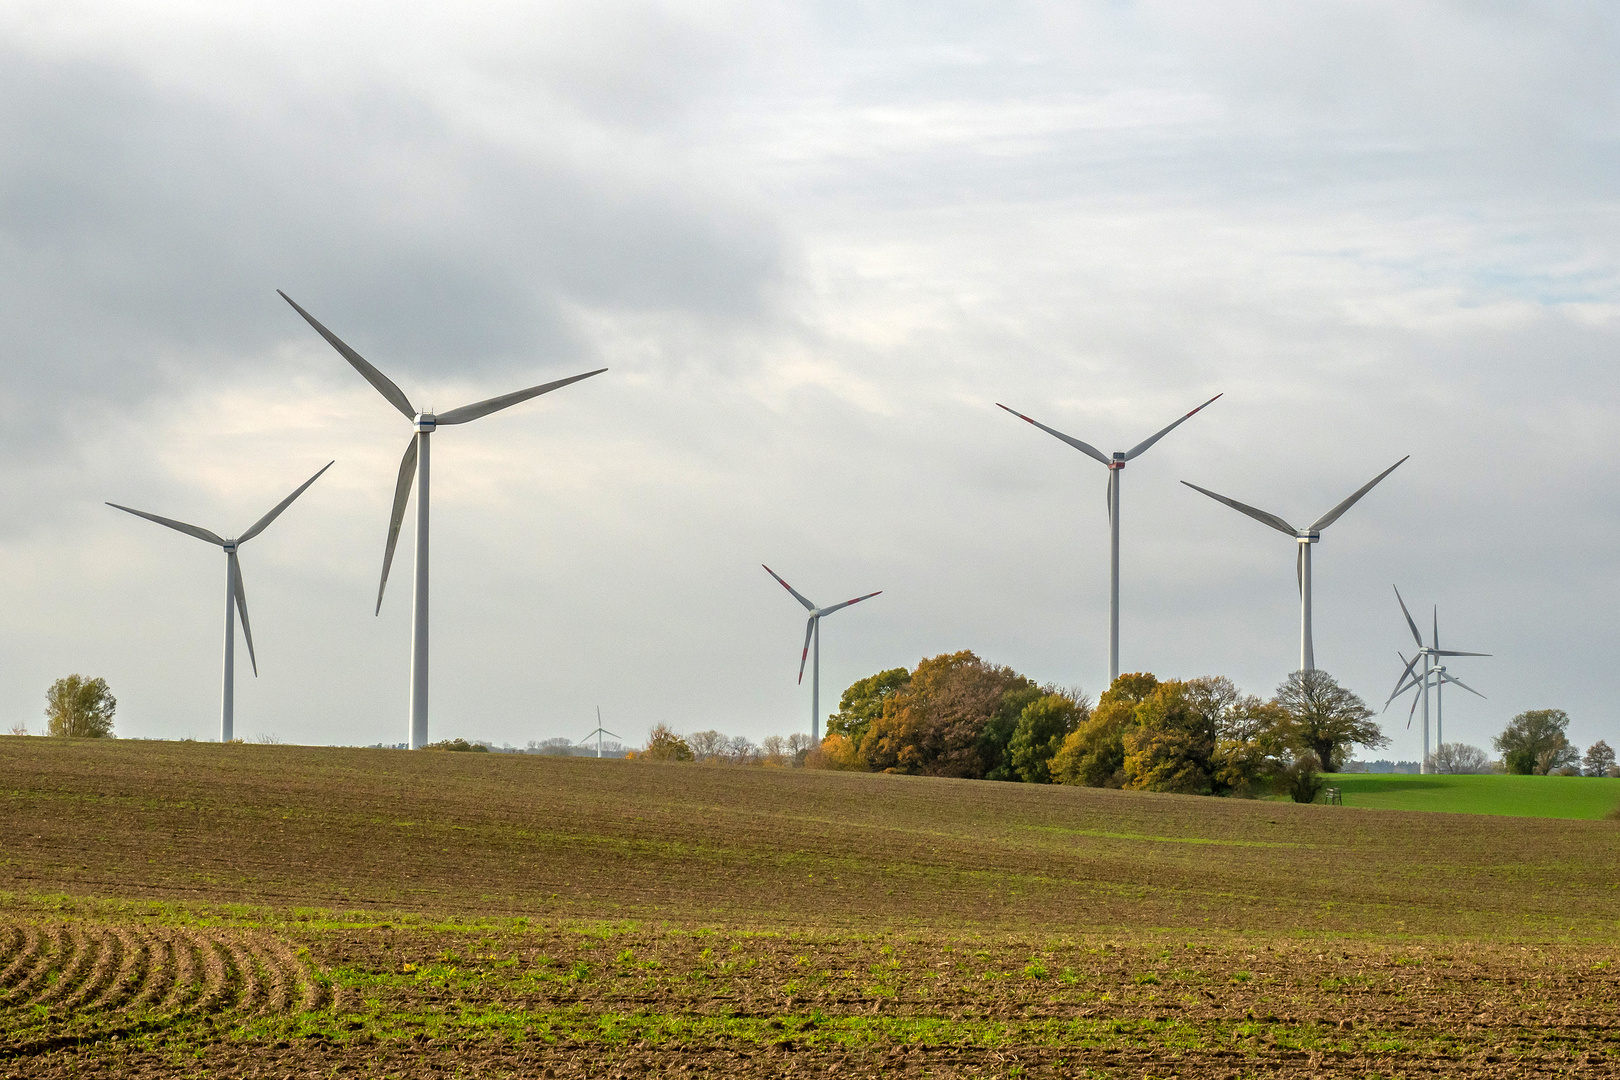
[580, 707, 621, 759]
[279, 291, 606, 750]
[762, 565, 881, 745]
[108, 461, 333, 742]
[1384, 587, 1489, 773]
[1181, 456, 1408, 671]
[997, 394, 1221, 685]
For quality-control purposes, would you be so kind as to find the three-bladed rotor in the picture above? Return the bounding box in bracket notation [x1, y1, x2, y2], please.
[279, 290, 606, 614]
[996, 393, 1222, 684]
[108, 460, 334, 678]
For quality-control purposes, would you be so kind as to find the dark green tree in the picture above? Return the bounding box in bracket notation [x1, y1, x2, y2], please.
[1494, 709, 1574, 775]
[1274, 670, 1385, 772]
[827, 667, 911, 747]
[45, 675, 116, 738]
[1005, 692, 1090, 783]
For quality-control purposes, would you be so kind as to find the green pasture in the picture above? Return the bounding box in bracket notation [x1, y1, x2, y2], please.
[1323, 771, 1620, 819]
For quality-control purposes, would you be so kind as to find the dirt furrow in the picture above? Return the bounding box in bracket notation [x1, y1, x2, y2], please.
[0, 925, 43, 993]
[34, 928, 100, 1008]
[126, 935, 176, 1014]
[5, 925, 67, 1003]
[97, 927, 146, 1011]
[59, 927, 123, 1013]
[157, 935, 202, 1014]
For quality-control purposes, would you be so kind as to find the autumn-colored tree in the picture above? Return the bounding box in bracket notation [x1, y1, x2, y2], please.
[1049, 673, 1159, 788]
[642, 723, 694, 761]
[1584, 740, 1616, 778]
[1274, 670, 1385, 772]
[828, 667, 911, 747]
[858, 651, 1037, 778]
[1121, 680, 1220, 794]
[806, 732, 864, 770]
[44, 675, 115, 738]
[1006, 691, 1090, 783]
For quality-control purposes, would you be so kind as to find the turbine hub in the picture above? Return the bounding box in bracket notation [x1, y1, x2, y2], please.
[223, 540, 237, 552]
[1296, 531, 1320, 543]
[1110, 452, 1125, 469]
[415, 413, 437, 432]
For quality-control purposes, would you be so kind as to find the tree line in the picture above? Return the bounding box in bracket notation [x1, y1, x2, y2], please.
[799, 651, 1387, 801]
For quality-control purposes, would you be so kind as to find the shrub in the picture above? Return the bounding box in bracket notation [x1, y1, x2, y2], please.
[45, 675, 116, 738]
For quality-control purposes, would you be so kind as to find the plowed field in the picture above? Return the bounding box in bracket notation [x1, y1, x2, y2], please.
[1, 737, 1617, 1078]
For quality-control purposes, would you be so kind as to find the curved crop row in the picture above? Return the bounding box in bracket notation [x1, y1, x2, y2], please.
[0, 922, 325, 1023]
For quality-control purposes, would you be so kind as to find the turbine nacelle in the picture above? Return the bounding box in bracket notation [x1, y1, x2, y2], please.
[415, 414, 437, 432]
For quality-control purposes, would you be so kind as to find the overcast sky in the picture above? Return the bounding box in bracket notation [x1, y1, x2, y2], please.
[3, 2, 1617, 759]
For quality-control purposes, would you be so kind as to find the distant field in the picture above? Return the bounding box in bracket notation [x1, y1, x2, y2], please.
[2, 737, 1617, 1078]
[1324, 772, 1620, 819]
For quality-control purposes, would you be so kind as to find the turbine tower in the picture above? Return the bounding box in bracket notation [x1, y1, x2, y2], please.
[996, 394, 1221, 685]
[1182, 456, 1408, 671]
[108, 461, 333, 741]
[762, 565, 880, 744]
[280, 291, 605, 750]
[1385, 587, 1489, 773]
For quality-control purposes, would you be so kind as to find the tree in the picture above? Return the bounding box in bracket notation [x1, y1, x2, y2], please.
[1211, 695, 1291, 798]
[1274, 670, 1385, 773]
[760, 734, 788, 766]
[1050, 673, 1160, 788]
[1431, 742, 1492, 774]
[44, 675, 116, 738]
[858, 652, 1037, 778]
[1494, 710, 1573, 775]
[1584, 740, 1616, 778]
[687, 730, 726, 762]
[1121, 680, 1218, 794]
[1277, 751, 1324, 804]
[828, 668, 911, 747]
[786, 732, 813, 765]
[1006, 691, 1090, 783]
[643, 723, 694, 761]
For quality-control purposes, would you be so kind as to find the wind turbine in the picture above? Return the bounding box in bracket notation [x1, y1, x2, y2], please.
[1384, 587, 1489, 773]
[1181, 456, 1408, 671]
[279, 291, 606, 750]
[762, 566, 880, 744]
[996, 394, 1221, 685]
[580, 707, 620, 759]
[108, 461, 333, 742]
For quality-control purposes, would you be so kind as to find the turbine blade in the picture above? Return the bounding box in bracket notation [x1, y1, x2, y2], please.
[797, 616, 815, 683]
[762, 565, 816, 612]
[435, 368, 608, 425]
[106, 503, 226, 546]
[237, 461, 335, 544]
[376, 437, 419, 615]
[1179, 481, 1296, 535]
[995, 404, 1112, 466]
[1105, 478, 1111, 524]
[1405, 683, 1422, 728]
[1439, 672, 1486, 699]
[1432, 605, 1439, 651]
[1122, 392, 1223, 461]
[1296, 544, 1302, 596]
[231, 551, 258, 678]
[278, 291, 416, 420]
[815, 590, 882, 617]
[1309, 455, 1409, 532]
[1434, 649, 1491, 657]
[1384, 652, 1422, 708]
[1393, 586, 1423, 648]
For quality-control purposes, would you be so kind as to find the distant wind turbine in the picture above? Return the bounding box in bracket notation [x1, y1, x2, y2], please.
[762, 566, 880, 745]
[108, 461, 333, 742]
[1384, 587, 1489, 773]
[580, 707, 621, 759]
[997, 394, 1221, 684]
[279, 290, 605, 750]
[1182, 456, 1408, 671]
